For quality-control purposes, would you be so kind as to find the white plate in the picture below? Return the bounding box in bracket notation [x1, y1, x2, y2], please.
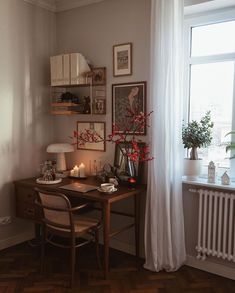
[36, 178, 62, 185]
[97, 187, 117, 194]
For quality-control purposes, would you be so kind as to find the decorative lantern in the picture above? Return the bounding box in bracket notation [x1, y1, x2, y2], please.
[208, 161, 216, 183]
[221, 171, 230, 185]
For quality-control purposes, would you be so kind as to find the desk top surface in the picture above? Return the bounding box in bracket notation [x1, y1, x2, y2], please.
[14, 177, 144, 203]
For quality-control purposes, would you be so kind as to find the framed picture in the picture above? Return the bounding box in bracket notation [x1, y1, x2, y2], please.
[114, 142, 145, 182]
[77, 121, 105, 151]
[93, 98, 106, 114]
[112, 81, 147, 135]
[113, 43, 132, 76]
[92, 67, 106, 85]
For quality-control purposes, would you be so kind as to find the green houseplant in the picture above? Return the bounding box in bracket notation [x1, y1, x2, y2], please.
[182, 111, 214, 179]
[182, 111, 214, 160]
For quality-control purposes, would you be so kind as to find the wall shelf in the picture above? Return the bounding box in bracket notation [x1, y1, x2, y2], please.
[51, 110, 79, 115]
[50, 56, 107, 116]
[51, 102, 81, 107]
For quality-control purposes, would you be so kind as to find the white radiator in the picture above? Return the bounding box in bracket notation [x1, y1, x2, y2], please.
[195, 189, 235, 262]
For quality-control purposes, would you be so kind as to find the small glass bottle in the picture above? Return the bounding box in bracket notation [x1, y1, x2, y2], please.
[92, 160, 97, 176]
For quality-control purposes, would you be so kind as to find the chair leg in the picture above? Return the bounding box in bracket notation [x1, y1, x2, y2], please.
[40, 225, 45, 274]
[70, 238, 76, 287]
[95, 229, 101, 270]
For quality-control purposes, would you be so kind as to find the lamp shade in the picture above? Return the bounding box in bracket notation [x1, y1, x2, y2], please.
[46, 143, 74, 171]
[47, 143, 74, 153]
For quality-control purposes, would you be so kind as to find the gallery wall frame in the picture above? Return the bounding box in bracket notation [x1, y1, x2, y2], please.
[113, 42, 132, 77]
[112, 81, 147, 135]
[114, 141, 145, 183]
[77, 121, 106, 151]
[92, 67, 106, 85]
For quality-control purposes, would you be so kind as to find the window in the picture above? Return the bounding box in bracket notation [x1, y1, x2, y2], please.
[185, 10, 235, 178]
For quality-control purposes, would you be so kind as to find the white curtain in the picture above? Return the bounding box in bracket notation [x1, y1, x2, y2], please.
[144, 0, 186, 272]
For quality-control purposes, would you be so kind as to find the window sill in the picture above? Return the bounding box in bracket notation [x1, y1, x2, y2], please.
[182, 176, 235, 191]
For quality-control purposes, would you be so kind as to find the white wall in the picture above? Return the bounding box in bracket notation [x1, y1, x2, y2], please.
[0, 0, 55, 248]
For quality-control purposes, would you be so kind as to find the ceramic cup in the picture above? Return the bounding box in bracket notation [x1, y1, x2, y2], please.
[100, 183, 115, 193]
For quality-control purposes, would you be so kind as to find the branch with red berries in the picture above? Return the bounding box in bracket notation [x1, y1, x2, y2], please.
[69, 110, 154, 162]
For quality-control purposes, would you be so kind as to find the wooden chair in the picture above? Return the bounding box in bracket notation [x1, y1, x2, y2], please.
[35, 188, 101, 287]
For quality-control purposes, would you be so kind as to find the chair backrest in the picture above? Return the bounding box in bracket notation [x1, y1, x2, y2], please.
[35, 188, 73, 230]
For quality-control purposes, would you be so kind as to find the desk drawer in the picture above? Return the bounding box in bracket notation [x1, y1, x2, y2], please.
[15, 186, 36, 204]
[16, 202, 41, 221]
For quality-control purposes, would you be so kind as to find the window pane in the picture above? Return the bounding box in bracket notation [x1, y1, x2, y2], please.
[191, 21, 235, 56]
[189, 61, 234, 168]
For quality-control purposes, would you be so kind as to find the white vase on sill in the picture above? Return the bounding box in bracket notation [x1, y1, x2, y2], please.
[183, 158, 202, 181]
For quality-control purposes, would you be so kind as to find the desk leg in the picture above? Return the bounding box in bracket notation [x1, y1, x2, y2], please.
[134, 193, 140, 258]
[103, 202, 110, 279]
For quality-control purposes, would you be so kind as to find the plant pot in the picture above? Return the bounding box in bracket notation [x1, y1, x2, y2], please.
[183, 158, 202, 180]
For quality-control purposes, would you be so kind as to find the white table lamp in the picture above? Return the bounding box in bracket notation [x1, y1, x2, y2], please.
[47, 143, 74, 171]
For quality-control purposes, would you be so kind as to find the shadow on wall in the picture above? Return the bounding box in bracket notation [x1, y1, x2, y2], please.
[0, 0, 55, 219]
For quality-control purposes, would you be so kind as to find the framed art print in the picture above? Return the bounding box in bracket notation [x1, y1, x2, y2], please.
[93, 98, 106, 114]
[113, 43, 132, 77]
[77, 121, 105, 151]
[114, 141, 145, 182]
[112, 81, 147, 135]
[92, 67, 106, 85]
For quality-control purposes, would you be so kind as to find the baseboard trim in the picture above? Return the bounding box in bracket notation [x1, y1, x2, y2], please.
[186, 255, 235, 280]
[0, 230, 34, 251]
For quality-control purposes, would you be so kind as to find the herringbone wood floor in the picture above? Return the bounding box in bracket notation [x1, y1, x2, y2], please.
[0, 242, 234, 293]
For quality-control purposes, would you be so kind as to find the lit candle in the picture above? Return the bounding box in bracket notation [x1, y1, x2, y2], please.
[129, 178, 136, 183]
[79, 163, 85, 178]
[128, 177, 136, 189]
[70, 169, 75, 176]
[73, 165, 79, 177]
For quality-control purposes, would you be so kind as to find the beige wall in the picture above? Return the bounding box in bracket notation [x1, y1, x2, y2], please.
[54, 0, 151, 255]
[0, 0, 55, 246]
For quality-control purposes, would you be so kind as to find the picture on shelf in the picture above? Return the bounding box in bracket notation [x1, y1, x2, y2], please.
[112, 81, 147, 135]
[94, 98, 106, 114]
[92, 67, 106, 85]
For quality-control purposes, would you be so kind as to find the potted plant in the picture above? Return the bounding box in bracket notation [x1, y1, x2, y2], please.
[182, 111, 214, 180]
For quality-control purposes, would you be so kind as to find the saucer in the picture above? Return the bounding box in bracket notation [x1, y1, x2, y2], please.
[97, 187, 117, 194]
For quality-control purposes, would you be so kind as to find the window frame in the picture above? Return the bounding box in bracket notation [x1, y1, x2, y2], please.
[184, 7, 235, 177]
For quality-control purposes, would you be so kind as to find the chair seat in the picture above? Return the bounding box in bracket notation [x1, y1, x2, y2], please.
[47, 216, 99, 236]
[74, 216, 99, 233]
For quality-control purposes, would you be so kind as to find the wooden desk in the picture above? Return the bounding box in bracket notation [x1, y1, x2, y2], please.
[14, 177, 143, 279]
